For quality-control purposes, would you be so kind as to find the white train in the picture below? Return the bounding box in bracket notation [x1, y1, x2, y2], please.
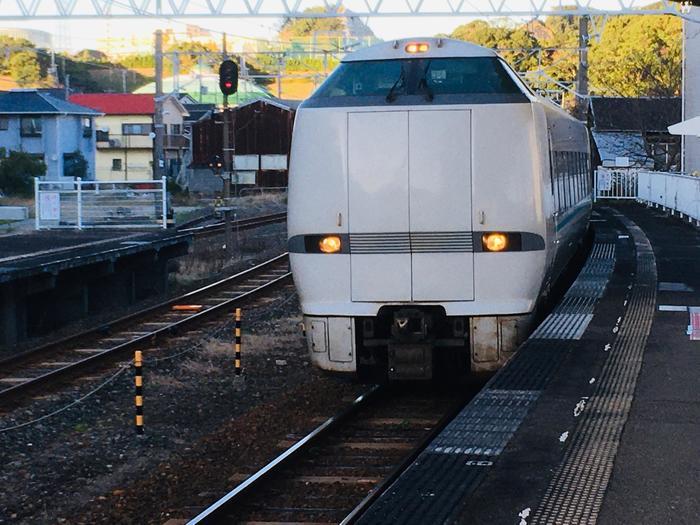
[288, 38, 591, 380]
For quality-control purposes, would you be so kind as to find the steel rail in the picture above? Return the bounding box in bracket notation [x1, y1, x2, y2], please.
[187, 385, 383, 525]
[181, 212, 287, 237]
[340, 391, 473, 524]
[0, 254, 291, 404]
[0, 247, 289, 370]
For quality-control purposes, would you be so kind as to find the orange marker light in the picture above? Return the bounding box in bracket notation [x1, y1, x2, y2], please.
[405, 42, 429, 53]
[172, 304, 204, 311]
[483, 233, 508, 252]
[319, 235, 342, 253]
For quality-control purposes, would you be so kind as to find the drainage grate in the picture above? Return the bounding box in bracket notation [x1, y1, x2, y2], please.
[530, 213, 657, 525]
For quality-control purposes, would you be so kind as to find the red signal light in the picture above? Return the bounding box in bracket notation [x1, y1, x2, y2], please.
[224, 82, 232, 88]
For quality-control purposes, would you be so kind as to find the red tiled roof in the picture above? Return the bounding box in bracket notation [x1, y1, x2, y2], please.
[68, 93, 155, 115]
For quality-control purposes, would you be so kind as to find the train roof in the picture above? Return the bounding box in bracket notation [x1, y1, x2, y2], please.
[343, 38, 497, 62]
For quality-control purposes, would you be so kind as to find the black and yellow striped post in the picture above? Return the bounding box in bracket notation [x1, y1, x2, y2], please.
[134, 350, 144, 435]
[234, 308, 242, 375]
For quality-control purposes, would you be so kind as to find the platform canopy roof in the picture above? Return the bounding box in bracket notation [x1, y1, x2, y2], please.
[668, 117, 700, 137]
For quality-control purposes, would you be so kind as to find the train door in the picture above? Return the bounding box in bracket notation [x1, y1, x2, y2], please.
[348, 111, 412, 302]
[408, 110, 474, 301]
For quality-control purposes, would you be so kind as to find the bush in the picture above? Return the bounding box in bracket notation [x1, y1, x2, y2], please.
[0, 151, 46, 196]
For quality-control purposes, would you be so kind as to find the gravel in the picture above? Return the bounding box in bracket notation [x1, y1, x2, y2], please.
[0, 295, 364, 524]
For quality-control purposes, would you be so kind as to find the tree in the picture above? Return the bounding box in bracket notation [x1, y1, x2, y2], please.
[63, 150, 88, 179]
[0, 35, 42, 86]
[589, 14, 681, 97]
[0, 151, 46, 197]
[166, 41, 219, 72]
[450, 21, 540, 72]
[279, 6, 347, 39]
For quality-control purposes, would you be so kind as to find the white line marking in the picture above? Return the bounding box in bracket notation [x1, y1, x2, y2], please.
[589, 377, 596, 384]
[604, 343, 611, 352]
[658, 305, 689, 312]
[559, 431, 569, 443]
[518, 507, 531, 525]
[574, 399, 587, 417]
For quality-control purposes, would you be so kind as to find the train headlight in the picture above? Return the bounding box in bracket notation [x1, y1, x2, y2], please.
[405, 42, 429, 53]
[319, 235, 342, 253]
[482, 233, 508, 252]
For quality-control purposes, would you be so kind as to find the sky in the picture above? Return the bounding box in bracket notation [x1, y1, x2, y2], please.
[0, 0, 687, 53]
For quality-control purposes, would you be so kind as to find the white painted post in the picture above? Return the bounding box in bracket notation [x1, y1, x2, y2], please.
[34, 177, 40, 230]
[76, 177, 83, 230]
[161, 176, 167, 229]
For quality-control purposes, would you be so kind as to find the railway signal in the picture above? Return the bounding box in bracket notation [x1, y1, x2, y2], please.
[219, 59, 239, 96]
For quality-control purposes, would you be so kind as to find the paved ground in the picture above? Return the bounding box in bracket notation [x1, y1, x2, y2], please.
[359, 202, 700, 524]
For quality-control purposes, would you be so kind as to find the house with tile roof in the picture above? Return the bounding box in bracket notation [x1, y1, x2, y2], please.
[588, 97, 682, 171]
[69, 93, 189, 181]
[0, 89, 101, 180]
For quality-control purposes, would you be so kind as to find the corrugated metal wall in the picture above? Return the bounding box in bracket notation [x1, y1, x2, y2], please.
[190, 100, 295, 168]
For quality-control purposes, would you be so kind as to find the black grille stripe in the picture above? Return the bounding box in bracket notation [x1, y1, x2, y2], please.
[350, 232, 473, 254]
[288, 231, 545, 254]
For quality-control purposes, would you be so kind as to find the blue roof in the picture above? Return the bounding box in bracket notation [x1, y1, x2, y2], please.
[0, 90, 102, 116]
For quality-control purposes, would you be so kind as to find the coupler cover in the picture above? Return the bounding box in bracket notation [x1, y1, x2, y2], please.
[388, 343, 433, 380]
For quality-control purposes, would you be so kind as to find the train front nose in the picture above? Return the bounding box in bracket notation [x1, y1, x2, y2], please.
[347, 109, 475, 302]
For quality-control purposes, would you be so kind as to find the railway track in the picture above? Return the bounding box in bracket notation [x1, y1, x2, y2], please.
[180, 211, 287, 238]
[188, 384, 473, 525]
[0, 253, 291, 406]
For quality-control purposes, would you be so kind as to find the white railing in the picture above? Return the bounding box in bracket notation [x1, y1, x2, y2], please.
[637, 171, 700, 223]
[595, 168, 700, 224]
[594, 167, 639, 200]
[35, 177, 168, 230]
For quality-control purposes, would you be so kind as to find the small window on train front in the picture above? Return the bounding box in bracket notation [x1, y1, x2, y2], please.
[424, 58, 521, 95]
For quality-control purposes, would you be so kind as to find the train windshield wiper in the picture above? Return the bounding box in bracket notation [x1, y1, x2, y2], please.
[385, 69, 406, 103]
[418, 62, 434, 102]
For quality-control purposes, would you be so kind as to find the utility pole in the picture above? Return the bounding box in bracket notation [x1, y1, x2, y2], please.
[576, 15, 589, 120]
[221, 33, 232, 200]
[121, 69, 127, 93]
[154, 30, 165, 180]
[48, 50, 58, 87]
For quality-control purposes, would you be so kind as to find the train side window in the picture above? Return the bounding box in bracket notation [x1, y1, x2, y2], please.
[556, 152, 564, 212]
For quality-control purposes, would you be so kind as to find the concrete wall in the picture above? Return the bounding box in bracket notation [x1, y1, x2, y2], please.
[0, 114, 96, 180]
[684, 9, 700, 175]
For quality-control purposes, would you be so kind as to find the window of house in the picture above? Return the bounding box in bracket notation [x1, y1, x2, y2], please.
[96, 129, 109, 142]
[122, 123, 151, 135]
[170, 124, 181, 135]
[82, 117, 93, 138]
[112, 158, 123, 171]
[20, 117, 42, 137]
[0, 117, 8, 131]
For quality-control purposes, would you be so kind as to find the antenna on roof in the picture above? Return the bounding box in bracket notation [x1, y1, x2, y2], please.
[393, 40, 399, 49]
[437, 38, 444, 48]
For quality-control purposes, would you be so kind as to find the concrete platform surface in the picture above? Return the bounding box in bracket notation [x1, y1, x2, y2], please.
[0, 229, 190, 284]
[358, 203, 700, 525]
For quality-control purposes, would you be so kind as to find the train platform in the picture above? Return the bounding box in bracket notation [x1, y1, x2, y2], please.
[0, 229, 191, 348]
[359, 202, 700, 525]
[0, 229, 189, 284]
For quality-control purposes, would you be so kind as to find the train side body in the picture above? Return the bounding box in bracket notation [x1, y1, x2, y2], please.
[288, 38, 591, 378]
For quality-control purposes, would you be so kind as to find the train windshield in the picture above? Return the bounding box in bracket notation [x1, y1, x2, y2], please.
[311, 57, 524, 103]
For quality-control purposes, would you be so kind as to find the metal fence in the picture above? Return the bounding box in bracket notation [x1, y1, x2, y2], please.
[35, 177, 168, 230]
[595, 168, 700, 223]
[594, 168, 639, 200]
